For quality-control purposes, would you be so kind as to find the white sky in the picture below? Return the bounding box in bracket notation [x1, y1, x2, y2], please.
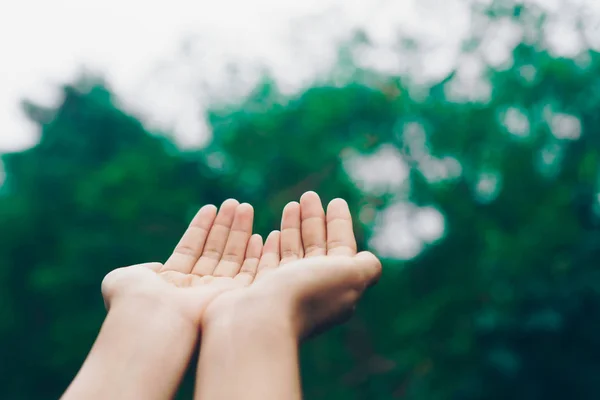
[0, 0, 475, 152]
[1, 0, 600, 153]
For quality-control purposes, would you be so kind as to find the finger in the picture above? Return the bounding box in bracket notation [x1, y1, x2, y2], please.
[326, 198, 357, 256]
[255, 230, 281, 279]
[192, 199, 239, 276]
[354, 251, 383, 288]
[162, 205, 217, 273]
[300, 191, 327, 257]
[234, 234, 263, 285]
[280, 202, 303, 265]
[143, 263, 164, 273]
[213, 203, 255, 277]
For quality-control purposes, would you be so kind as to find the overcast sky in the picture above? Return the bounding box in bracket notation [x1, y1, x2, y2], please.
[0, 0, 477, 152]
[2, 0, 600, 153]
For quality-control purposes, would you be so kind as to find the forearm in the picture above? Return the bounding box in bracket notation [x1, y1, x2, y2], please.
[195, 309, 302, 400]
[62, 300, 197, 400]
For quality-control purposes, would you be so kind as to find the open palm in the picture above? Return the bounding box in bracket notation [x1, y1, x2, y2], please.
[203, 192, 382, 339]
[100, 199, 279, 326]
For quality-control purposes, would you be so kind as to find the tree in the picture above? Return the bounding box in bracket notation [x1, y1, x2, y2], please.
[3, 2, 600, 399]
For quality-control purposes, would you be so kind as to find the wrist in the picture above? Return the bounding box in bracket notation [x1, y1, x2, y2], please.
[196, 290, 303, 400]
[108, 292, 199, 334]
[111, 296, 194, 328]
[202, 288, 298, 339]
[64, 297, 198, 400]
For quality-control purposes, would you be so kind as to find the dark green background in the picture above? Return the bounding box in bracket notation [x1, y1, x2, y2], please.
[2, 2, 600, 399]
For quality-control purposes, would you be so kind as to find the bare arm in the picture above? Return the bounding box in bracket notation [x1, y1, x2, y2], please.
[63, 200, 261, 400]
[195, 304, 302, 400]
[62, 299, 197, 400]
[194, 193, 381, 400]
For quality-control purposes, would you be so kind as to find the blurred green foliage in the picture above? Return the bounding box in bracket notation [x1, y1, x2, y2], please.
[2, 2, 600, 399]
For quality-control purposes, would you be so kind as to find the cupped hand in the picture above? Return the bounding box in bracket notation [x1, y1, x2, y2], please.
[203, 192, 382, 339]
[100, 199, 268, 327]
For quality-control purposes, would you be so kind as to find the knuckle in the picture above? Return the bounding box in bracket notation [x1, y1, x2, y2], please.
[201, 248, 222, 260]
[173, 244, 197, 257]
[327, 239, 345, 249]
[280, 249, 299, 260]
[303, 243, 325, 255]
[220, 252, 240, 263]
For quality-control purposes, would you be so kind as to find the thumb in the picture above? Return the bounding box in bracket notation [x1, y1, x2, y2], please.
[354, 251, 382, 288]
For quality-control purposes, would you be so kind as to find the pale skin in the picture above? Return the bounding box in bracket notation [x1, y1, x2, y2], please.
[196, 192, 382, 400]
[62, 192, 381, 400]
